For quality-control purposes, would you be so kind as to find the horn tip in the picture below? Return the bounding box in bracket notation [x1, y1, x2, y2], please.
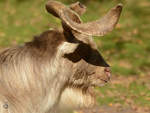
[112, 3, 123, 13]
[116, 3, 123, 10]
[118, 3, 123, 7]
[45, 0, 53, 11]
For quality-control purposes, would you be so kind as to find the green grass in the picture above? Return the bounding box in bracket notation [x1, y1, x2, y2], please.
[96, 80, 150, 107]
[0, 0, 150, 108]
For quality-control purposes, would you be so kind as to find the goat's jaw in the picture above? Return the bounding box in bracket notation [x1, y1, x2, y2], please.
[58, 87, 95, 112]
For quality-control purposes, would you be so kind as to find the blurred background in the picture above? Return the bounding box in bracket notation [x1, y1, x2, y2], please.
[0, 0, 150, 112]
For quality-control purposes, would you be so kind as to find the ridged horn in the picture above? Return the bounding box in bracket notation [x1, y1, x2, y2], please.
[69, 1, 86, 16]
[60, 4, 123, 36]
[45, 0, 66, 18]
[45, 0, 85, 20]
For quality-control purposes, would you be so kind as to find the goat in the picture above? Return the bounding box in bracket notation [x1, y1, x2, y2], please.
[0, 1, 122, 113]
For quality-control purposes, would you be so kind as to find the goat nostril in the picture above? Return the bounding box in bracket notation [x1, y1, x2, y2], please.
[104, 67, 111, 78]
[107, 71, 111, 77]
[104, 67, 110, 72]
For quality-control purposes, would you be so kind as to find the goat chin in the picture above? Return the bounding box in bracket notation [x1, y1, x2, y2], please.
[57, 87, 95, 113]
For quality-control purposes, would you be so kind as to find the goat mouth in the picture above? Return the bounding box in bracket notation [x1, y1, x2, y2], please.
[67, 78, 111, 97]
[95, 78, 111, 87]
[67, 75, 111, 98]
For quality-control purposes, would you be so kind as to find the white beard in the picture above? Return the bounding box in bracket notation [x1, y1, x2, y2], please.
[56, 87, 95, 113]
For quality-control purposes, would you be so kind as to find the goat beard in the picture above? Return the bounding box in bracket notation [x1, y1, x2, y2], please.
[57, 85, 96, 113]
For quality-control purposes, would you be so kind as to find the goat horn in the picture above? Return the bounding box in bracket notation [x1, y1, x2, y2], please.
[45, 0, 66, 18]
[60, 4, 123, 36]
[45, 0, 84, 22]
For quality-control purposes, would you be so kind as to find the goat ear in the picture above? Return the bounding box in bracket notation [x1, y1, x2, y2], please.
[60, 4, 123, 36]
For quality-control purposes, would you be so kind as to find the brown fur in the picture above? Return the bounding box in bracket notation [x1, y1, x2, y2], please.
[26, 30, 65, 57]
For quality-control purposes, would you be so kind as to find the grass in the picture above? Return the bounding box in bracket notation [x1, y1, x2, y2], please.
[96, 80, 150, 107]
[0, 0, 150, 110]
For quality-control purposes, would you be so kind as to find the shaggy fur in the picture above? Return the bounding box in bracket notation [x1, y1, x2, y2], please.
[0, 30, 110, 113]
[0, 30, 68, 113]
